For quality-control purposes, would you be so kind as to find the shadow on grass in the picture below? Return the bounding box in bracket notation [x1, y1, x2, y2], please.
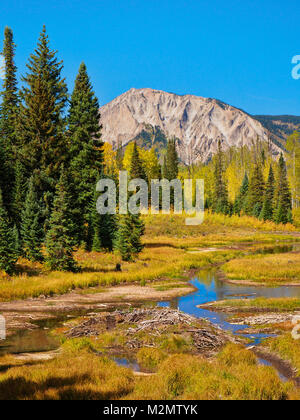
[0, 374, 130, 400]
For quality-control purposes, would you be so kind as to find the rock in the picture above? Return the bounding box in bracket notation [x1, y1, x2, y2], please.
[100, 88, 281, 164]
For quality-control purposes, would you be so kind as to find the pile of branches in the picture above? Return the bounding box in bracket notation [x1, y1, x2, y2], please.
[66, 308, 232, 352]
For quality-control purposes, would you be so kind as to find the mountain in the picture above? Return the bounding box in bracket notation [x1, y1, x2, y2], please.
[253, 115, 300, 148]
[100, 88, 283, 164]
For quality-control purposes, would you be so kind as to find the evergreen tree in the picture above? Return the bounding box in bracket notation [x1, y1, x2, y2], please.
[233, 173, 249, 215]
[12, 224, 22, 258]
[67, 62, 103, 245]
[116, 141, 123, 170]
[213, 140, 229, 214]
[164, 138, 179, 180]
[130, 141, 147, 180]
[45, 170, 79, 272]
[91, 185, 117, 252]
[274, 154, 293, 224]
[16, 25, 68, 186]
[245, 161, 265, 217]
[11, 160, 27, 228]
[21, 177, 44, 262]
[260, 165, 275, 221]
[0, 27, 19, 212]
[114, 213, 145, 261]
[0, 189, 17, 275]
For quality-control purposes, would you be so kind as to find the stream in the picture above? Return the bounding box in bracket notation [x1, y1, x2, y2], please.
[0, 243, 300, 381]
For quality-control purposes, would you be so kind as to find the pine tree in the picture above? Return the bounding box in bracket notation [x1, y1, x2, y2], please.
[213, 140, 229, 214]
[45, 171, 79, 272]
[116, 141, 123, 170]
[0, 27, 19, 213]
[16, 25, 68, 185]
[114, 213, 145, 261]
[11, 160, 27, 228]
[274, 154, 293, 224]
[67, 62, 103, 245]
[245, 161, 265, 217]
[233, 173, 249, 215]
[130, 141, 147, 180]
[12, 224, 22, 258]
[260, 165, 275, 221]
[91, 186, 117, 252]
[0, 189, 17, 275]
[164, 138, 179, 181]
[21, 177, 44, 262]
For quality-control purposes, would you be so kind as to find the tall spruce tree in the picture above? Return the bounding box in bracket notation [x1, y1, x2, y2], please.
[0, 27, 19, 213]
[11, 160, 27, 228]
[274, 154, 293, 224]
[164, 138, 179, 181]
[67, 62, 103, 245]
[21, 177, 44, 262]
[260, 165, 275, 221]
[91, 184, 117, 252]
[16, 25, 68, 189]
[245, 161, 265, 217]
[45, 170, 79, 272]
[0, 189, 17, 275]
[130, 141, 147, 180]
[213, 140, 229, 214]
[114, 213, 145, 261]
[233, 173, 249, 215]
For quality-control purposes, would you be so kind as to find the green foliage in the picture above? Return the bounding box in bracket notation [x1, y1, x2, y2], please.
[114, 213, 145, 261]
[45, 170, 79, 272]
[21, 177, 44, 262]
[274, 154, 293, 224]
[91, 182, 117, 252]
[0, 190, 17, 274]
[260, 165, 275, 221]
[67, 62, 103, 245]
[245, 161, 265, 217]
[164, 138, 179, 180]
[213, 140, 229, 214]
[16, 25, 68, 194]
[129, 141, 147, 180]
[12, 224, 22, 258]
[0, 27, 19, 214]
[233, 173, 249, 215]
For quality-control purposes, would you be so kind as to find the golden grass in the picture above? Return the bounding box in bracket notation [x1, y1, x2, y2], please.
[0, 341, 297, 400]
[127, 344, 294, 400]
[222, 252, 300, 284]
[267, 334, 300, 377]
[144, 212, 297, 239]
[0, 349, 134, 400]
[0, 246, 240, 301]
[215, 297, 300, 312]
[0, 213, 298, 301]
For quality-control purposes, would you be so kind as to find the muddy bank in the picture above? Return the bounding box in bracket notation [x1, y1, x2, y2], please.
[0, 282, 196, 336]
[251, 347, 300, 386]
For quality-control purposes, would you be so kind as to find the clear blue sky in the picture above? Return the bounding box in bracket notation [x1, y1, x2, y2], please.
[1, 0, 300, 115]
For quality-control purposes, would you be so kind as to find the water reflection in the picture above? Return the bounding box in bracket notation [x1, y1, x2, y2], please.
[158, 268, 300, 343]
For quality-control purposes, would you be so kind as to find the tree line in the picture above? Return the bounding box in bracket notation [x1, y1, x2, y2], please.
[0, 26, 150, 274]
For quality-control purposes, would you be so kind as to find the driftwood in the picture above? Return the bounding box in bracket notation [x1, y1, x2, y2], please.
[66, 308, 231, 353]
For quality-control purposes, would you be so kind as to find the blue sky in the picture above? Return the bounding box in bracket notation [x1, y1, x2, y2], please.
[1, 0, 300, 115]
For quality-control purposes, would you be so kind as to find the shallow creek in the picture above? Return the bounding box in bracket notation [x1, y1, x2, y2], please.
[1, 243, 300, 381]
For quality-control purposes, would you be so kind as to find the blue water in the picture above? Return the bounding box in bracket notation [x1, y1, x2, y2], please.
[158, 270, 300, 344]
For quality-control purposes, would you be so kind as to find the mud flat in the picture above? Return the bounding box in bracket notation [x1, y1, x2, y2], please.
[0, 281, 195, 336]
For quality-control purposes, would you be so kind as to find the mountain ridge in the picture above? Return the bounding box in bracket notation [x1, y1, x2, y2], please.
[100, 88, 288, 163]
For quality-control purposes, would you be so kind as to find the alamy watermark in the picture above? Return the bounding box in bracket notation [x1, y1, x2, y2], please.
[0, 315, 5, 340]
[292, 315, 300, 340]
[292, 55, 300, 80]
[96, 171, 204, 226]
